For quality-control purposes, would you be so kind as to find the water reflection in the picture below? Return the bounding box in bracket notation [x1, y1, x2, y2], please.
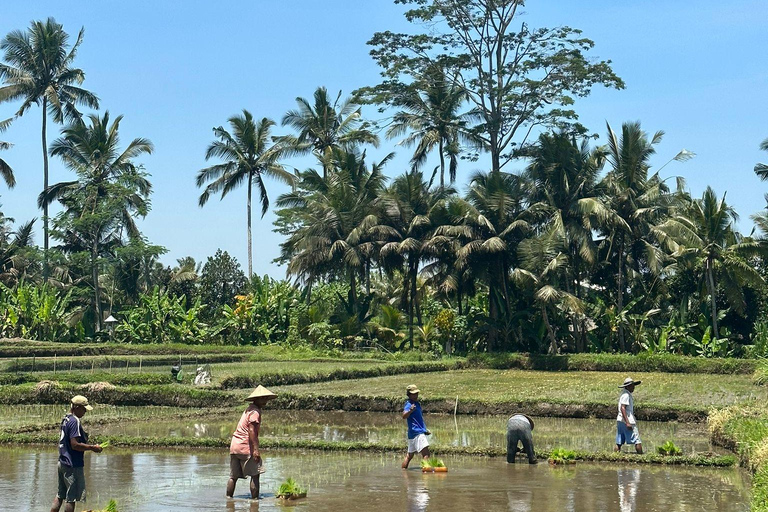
[404, 471, 430, 512]
[618, 468, 641, 512]
[0, 448, 750, 512]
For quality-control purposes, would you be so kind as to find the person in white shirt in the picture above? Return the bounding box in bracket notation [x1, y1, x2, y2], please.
[615, 377, 643, 454]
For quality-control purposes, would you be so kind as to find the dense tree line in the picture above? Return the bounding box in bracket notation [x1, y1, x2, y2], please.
[1, 3, 768, 356]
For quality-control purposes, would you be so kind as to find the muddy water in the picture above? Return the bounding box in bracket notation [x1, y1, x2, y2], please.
[88, 410, 720, 454]
[0, 447, 748, 511]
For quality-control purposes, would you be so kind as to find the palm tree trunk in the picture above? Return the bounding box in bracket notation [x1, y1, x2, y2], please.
[365, 259, 371, 295]
[247, 173, 253, 278]
[349, 270, 357, 305]
[543, 306, 558, 354]
[92, 239, 102, 333]
[409, 258, 416, 349]
[706, 257, 718, 339]
[41, 100, 49, 283]
[439, 139, 445, 188]
[617, 236, 626, 352]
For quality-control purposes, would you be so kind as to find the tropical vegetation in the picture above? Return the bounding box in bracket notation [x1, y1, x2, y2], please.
[0, 4, 767, 361]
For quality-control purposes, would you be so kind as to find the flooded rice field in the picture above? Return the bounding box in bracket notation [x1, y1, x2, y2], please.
[87, 409, 721, 454]
[0, 447, 748, 511]
[0, 405, 723, 454]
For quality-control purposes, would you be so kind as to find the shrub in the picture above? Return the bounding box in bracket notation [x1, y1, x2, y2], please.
[548, 447, 576, 465]
[0, 283, 83, 342]
[656, 441, 682, 456]
[276, 478, 306, 499]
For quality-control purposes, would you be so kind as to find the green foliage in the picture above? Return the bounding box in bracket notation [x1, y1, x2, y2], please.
[0, 282, 82, 342]
[276, 478, 306, 498]
[113, 287, 211, 344]
[218, 275, 297, 345]
[656, 440, 682, 456]
[548, 447, 576, 464]
[198, 250, 246, 315]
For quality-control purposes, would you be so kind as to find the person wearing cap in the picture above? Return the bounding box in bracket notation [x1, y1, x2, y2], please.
[50, 395, 102, 512]
[615, 377, 643, 454]
[401, 384, 431, 469]
[227, 385, 276, 499]
[506, 413, 537, 464]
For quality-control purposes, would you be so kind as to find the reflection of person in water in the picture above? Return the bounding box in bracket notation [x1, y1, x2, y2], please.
[403, 469, 430, 512]
[617, 468, 641, 512]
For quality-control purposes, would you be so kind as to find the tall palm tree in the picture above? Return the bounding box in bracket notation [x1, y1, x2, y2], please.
[281, 87, 379, 178]
[0, 218, 34, 287]
[277, 149, 390, 302]
[660, 187, 765, 338]
[386, 65, 472, 188]
[378, 171, 453, 347]
[600, 121, 675, 351]
[197, 111, 294, 277]
[524, 132, 613, 350]
[40, 111, 152, 331]
[755, 137, 768, 180]
[0, 140, 14, 188]
[455, 170, 531, 350]
[0, 18, 99, 280]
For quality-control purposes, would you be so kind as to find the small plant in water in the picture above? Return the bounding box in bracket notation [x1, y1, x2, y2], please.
[548, 448, 577, 465]
[84, 499, 118, 512]
[657, 440, 682, 456]
[420, 456, 446, 469]
[276, 478, 307, 500]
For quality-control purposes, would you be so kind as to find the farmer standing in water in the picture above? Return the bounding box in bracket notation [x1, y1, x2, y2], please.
[50, 395, 102, 512]
[615, 377, 643, 454]
[227, 385, 277, 499]
[402, 384, 431, 468]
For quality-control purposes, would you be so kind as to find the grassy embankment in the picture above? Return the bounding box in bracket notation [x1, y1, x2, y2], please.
[710, 403, 768, 511]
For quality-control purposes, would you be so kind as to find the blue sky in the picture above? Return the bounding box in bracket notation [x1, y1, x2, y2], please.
[1, 1, 766, 278]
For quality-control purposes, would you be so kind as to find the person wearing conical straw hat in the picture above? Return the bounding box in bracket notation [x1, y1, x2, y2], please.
[227, 385, 276, 500]
[615, 377, 643, 454]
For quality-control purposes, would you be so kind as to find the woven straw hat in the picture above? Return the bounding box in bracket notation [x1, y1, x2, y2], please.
[245, 385, 277, 401]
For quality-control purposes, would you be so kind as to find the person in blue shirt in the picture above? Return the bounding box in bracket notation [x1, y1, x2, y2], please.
[401, 384, 431, 468]
[50, 395, 102, 512]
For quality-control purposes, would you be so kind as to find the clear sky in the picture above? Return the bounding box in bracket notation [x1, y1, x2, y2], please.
[1, 1, 766, 278]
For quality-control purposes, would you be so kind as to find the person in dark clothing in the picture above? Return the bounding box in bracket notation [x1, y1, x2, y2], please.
[506, 413, 537, 464]
[50, 395, 102, 512]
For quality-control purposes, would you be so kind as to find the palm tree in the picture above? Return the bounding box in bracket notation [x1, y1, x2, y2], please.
[755, 137, 768, 180]
[281, 87, 379, 178]
[660, 187, 765, 338]
[524, 132, 613, 350]
[386, 65, 472, 188]
[0, 218, 34, 287]
[0, 18, 99, 280]
[453, 170, 531, 350]
[600, 122, 675, 351]
[40, 111, 152, 331]
[277, 149, 390, 303]
[196, 111, 294, 277]
[0, 140, 14, 188]
[514, 231, 584, 354]
[378, 171, 454, 347]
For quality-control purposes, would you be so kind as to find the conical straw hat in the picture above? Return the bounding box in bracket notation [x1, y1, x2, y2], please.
[245, 385, 277, 401]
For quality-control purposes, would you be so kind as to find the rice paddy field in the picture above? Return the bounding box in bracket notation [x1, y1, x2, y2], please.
[272, 368, 767, 411]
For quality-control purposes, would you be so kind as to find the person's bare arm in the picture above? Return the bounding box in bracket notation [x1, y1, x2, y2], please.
[620, 404, 633, 430]
[248, 422, 260, 462]
[70, 437, 102, 453]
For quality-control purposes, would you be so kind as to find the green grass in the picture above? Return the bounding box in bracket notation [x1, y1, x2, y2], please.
[709, 404, 768, 511]
[274, 369, 766, 412]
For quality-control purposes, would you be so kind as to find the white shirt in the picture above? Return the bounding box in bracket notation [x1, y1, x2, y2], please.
[617, 389, 636, 425]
